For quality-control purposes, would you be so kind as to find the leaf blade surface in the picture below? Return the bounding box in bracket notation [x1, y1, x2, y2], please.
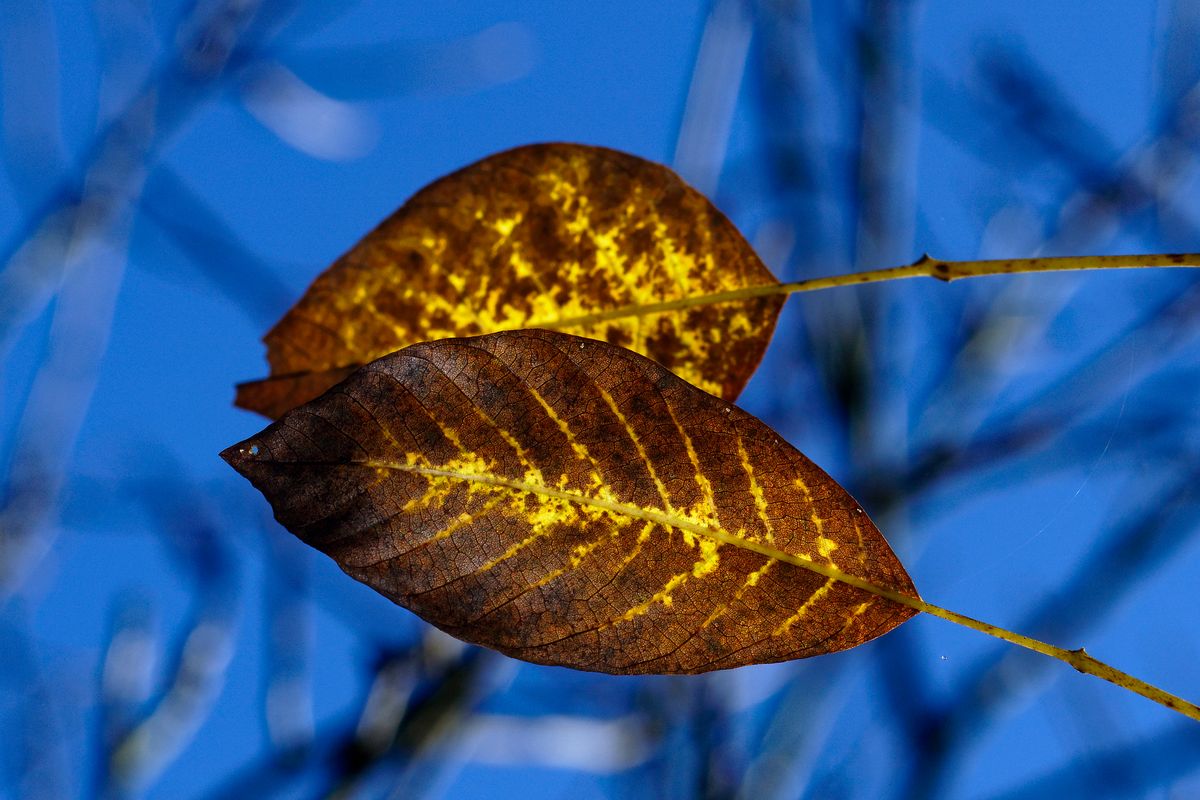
[235, 143, 783, 418]
[224, 330, 917, 674]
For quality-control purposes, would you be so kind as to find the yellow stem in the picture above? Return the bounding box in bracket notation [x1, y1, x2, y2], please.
[734, 536, 1200, 724]
[824, 570, 1200, 724]
[540, 252, 1200, 329]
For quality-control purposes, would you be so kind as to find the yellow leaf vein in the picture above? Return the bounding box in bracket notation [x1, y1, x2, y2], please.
[594, 384, 675, 513]
[357, 459, 904, 611]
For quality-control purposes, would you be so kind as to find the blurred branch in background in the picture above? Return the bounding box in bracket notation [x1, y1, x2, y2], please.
[139, 166, 294, 328]
[0, 0, 272, 601]
[673, 0, 753, 200]
[0, 0, 267, 354]
[274, 22, 535, 102]
[883, 41, 1200, 800]
[95, 463, 238, 798]
[200, 638, 487, 800]
[901, 460, 1200, 799]
[261, 520, 314, 757]
[981, 721, 1200, 800]
[1, 610, 69, 800]
[0, 0, 542, 598]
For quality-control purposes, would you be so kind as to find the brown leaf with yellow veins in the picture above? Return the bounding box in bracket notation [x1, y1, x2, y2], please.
[235, 143, 783, 419]
[223, 330, 917, 674]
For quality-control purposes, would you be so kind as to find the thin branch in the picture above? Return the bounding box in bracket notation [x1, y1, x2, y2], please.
[728, 538, 1200, 725]
[896, 459, 1200, 799]
[536, 252, 1200, 330]
[247, 252, 1200, 401]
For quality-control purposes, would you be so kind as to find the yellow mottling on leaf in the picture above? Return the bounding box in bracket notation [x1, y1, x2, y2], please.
[596, 384, 674, 513]
[492, 215, 521, 238]
[773, 577, 836, 636]
[729, 313, 752, 335]
[817, 537, 838, 559]
[472, 525, 556, 575]
[508, 248, 537, 280]
[237, 144, 786, 420]
[852, 520, 868, 570]
[570, 539, 602, 566]
[561, 200, 590, 236]
[519, 527, 618, 594]
[737, 433, 775, 543]
[692, 538, 721, 578]
[620, 570, 690, 621]
[702, 605, 726, 628]
[602, 521, 656, 582]
[745, 560, 773, 587]
[661, 400, 719, 526]
[621, 536, 723, 624]
[437, 453, 492, 479]
[702, 557, 775, 629]
[524, 382, 597, 470]
[427, 496, 503, 545]
[839, 600, 875, 634]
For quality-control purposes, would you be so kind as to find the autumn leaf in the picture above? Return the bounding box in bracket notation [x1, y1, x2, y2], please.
[235, 143, 783, 419]
[223, 329, 917, 674]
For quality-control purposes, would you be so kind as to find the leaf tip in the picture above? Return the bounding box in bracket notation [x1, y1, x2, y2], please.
[220, 439, 262, 475]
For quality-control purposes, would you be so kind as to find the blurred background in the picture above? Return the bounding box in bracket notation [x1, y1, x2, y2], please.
[3, 1, 1200, 798]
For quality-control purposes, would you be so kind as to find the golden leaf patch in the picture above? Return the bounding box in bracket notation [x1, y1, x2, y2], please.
[235, 144, 783, 419]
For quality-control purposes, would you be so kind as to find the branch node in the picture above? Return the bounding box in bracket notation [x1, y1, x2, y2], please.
[925, 255, 954, 282]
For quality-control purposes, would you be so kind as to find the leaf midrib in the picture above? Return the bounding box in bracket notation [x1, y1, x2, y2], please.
[247, 283, 782, 386]
[362, 459, 915, 608]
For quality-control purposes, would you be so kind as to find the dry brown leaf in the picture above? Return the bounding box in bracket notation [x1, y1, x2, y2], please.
[223, 330, 917, 674]
[235, 143, 783, 418]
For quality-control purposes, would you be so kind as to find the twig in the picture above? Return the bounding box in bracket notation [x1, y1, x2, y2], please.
[896, 460, 1200, 800]
[536, 252, 1200, 330]
[698, 524, 1200, 725]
